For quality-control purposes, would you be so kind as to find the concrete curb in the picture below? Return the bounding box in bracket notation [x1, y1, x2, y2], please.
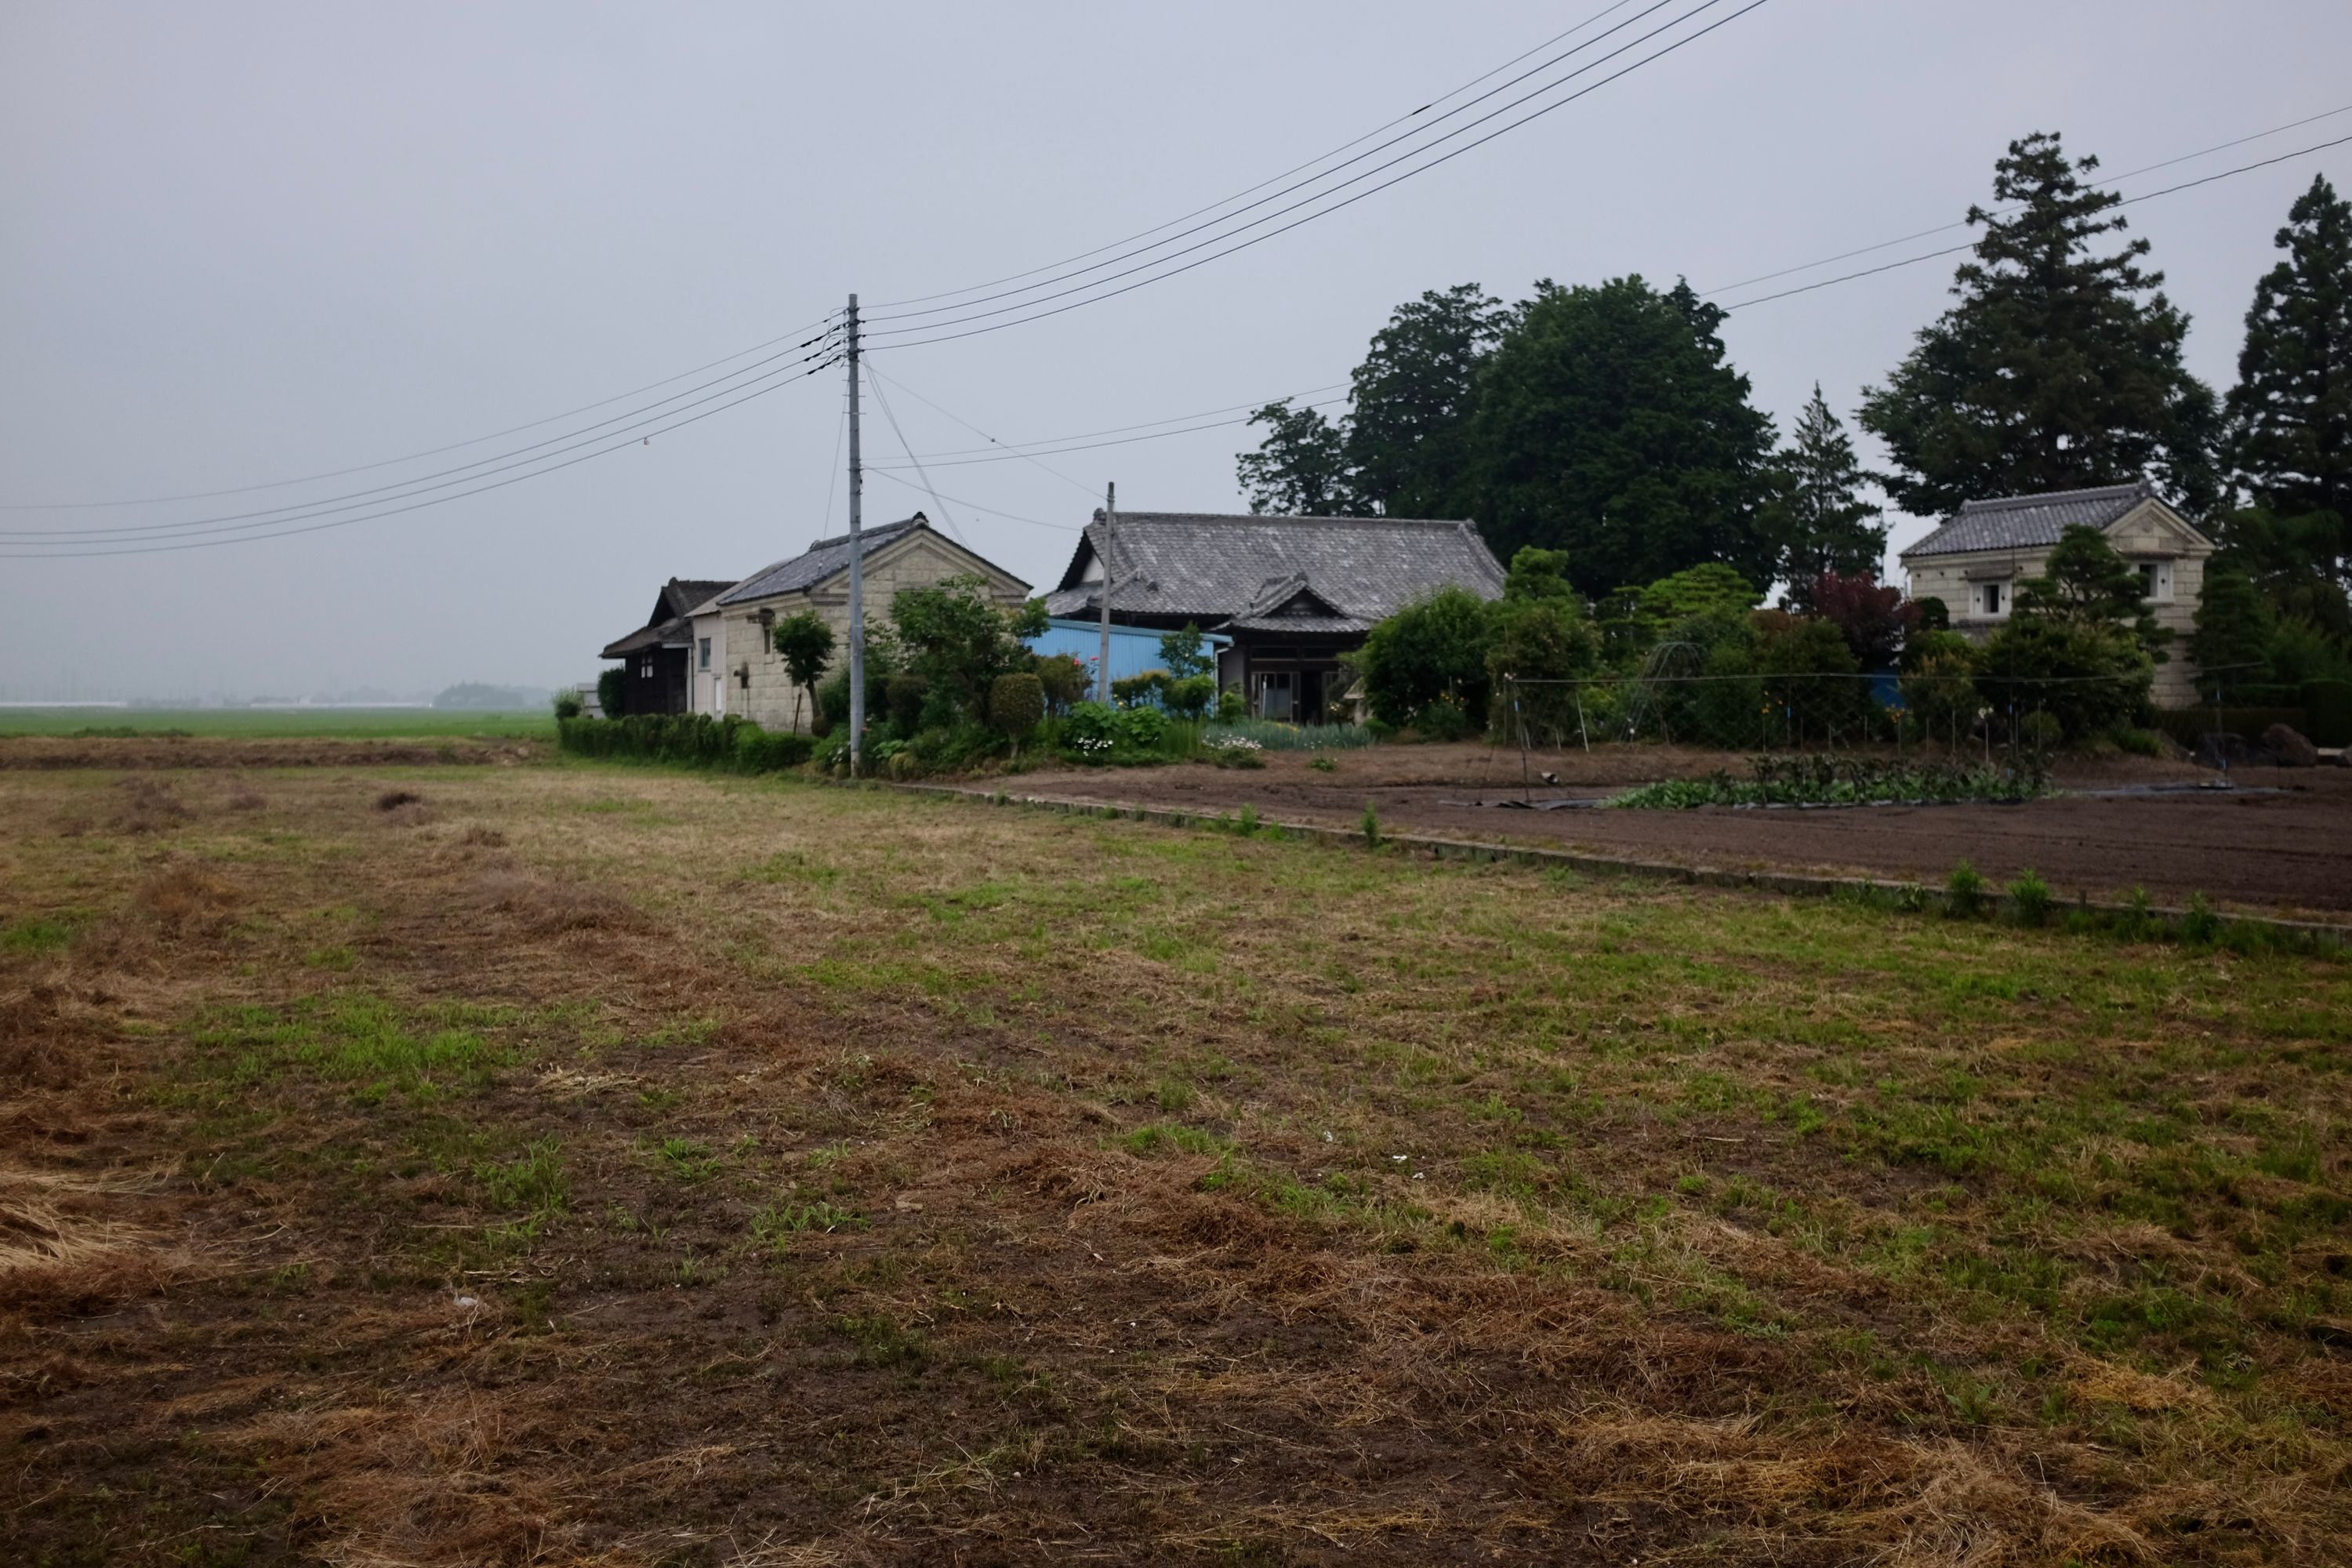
[869, 777, 2352, 951]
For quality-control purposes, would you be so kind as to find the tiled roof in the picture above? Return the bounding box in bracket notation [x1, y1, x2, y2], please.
[600, 619, 692, 659]
[717, 517, 926, 606]
[664, 579, 738, 619]
[1900, 483, 2155, 558]
[1042, 512, 1505, 626]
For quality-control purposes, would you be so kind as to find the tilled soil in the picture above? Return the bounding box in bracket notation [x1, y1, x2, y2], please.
[1011, 745, 2352, 916]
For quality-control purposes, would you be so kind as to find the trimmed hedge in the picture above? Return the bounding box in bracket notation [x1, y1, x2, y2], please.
[557, 713, 814, 774]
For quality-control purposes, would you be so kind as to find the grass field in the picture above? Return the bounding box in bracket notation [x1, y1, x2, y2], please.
[0, 706, 554, 740]
[3, 753, 2348, 1564]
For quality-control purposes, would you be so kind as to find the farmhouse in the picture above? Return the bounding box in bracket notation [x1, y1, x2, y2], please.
[1898, 482, 2216, 706]
[1043, 510, 1506, 722]
[713, 514, 1029, 731]
[597, 577, 739, 716]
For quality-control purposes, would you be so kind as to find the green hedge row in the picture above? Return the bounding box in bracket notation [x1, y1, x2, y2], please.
[557, 713, 814, 772]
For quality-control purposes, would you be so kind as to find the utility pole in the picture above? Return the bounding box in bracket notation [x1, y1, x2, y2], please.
[844, 294, 866, 777]
[1094, 481, 1115, 703]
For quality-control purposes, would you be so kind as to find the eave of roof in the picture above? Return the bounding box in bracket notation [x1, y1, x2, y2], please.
[1900, 482, 2161, 559]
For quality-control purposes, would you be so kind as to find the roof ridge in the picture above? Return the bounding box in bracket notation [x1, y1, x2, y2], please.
[1102, 511, 1474, 528]
[800, 515, 923, 552]
[1955, 481, 2151, 514]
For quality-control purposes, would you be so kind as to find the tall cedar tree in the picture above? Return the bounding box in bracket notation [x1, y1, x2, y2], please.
[2223, 173, 2352, 607]
[1468, 276, 1777, 594]
[1762, 385, 1885, 600]
[1343, 284, 1506, 517]
[1859, 132, 2220, 518]
[1236, 399, 1348, 515]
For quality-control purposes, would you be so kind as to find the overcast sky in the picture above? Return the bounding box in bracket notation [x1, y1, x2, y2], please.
[5, 1, 2348, 701]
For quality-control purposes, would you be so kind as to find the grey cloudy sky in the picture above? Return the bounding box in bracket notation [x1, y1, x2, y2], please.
[5, 1, 2348, 701]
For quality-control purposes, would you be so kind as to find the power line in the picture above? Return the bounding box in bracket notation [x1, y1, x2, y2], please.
[862, 466, 1081, 533]
[1720, 130, 2352, 311]
[866, 1, 1647, 314]
[1, 336, 844, 540]
[0, 354, 842, 559]
[862, 0, 1684, 328]
[863, 371, 967, 544]
[863, 401, 1349, 472]
[2, 313, 842, 512]
[865, 0, 1773, 350]
[856, 383, 1349, 463]
[1703, 101, 2352, 299]
[862, 364, 1103, 501]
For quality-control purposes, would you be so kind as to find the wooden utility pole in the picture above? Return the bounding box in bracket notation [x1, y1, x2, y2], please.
[845, 295, 865, 777]
[1094, 481, 1116, 703]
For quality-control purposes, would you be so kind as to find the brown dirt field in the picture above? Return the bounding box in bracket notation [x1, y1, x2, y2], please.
[4, 749, 2349, 1564]
[1011, 744, 2352, 918]
[0, 735, 539, 770]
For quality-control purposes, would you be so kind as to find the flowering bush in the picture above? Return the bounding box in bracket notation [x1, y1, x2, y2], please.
[1061, 700, 1167, 761]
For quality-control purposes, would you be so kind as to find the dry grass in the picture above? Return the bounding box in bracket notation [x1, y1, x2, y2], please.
[2, 753, 2347, 1565]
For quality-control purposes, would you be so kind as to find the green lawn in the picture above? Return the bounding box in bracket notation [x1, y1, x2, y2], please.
[0, 706, 555, 740]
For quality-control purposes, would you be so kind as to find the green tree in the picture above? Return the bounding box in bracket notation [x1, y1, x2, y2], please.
[1636, 563, 1761, 634]
[769, 611, 835, 734]
[1760, 385, 1884, 596]
[1236, 399, 1348, 515]
[1343, 283, 1505, 517]
[1469, 277, 1777, 592]
[2222, 172, 2352, 619]
[2188, 560, 2277, 691]
[1356, 586, 1494, 728]
[1859, 132, 2220, 517]
[1157, 622, 1214, 679]
[1756, 615, 1864, 744]
[1485, 552, 1601, 745]
[1899, 629, 1982, 749]
[889, 578, 1048, 723]
[2013, 523, 2169, 659]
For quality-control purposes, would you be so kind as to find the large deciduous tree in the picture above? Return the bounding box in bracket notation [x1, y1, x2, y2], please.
[1343, 283, 1506, 518]
[1468, 276, 1777, 594]
[1859, 132, 2219, 518]
[2221, 172, 2352, 626]
[1761, 385, 1884, 597]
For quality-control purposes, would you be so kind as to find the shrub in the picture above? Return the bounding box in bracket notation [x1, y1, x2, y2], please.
[596, 668, 626, 718]
[1757, 615, 1865, 745]
[1165, 673, 1216, 720]
[560, 715, 809, 775]
[1033, 652, 1090, 714]
[988, 672, 1045, 751]
[1414, 696, 1472, 742]
[1900, 630, 1980, 747]
[552, 690, 584, 720]
[1977, 618, 2151, 742]
[2111, 725, 2162, 757]
[885, 673, 930, 738]
[1359, 585, 1493, 728]
[1359, 802, 1381, 848]
[2008, 867, 2052, 927]
[2017, 710, 2065, 753]
[770, 611, 835, 733]
[1216, 688, 1246, 723]
[1945, 860, 1986, 919]
[1111, 669, 1169, 707]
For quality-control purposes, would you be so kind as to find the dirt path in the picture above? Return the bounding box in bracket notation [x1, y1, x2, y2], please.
[1011, 746, 2352, 916]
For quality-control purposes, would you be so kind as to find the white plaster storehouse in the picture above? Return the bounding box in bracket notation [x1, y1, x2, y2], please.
[1898, 483, 2216, 706]
[710, 514, 1030, 731]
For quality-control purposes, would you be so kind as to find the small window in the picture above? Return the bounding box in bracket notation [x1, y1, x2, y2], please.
[698, 637, 712, 671]
[2138, 561, 2170, 601]
[1981, 583, 2003, 616]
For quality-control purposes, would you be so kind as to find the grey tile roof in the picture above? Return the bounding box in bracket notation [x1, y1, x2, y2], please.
[1900, 483, 2155, 558]
[717, 517, 927, 606]
[664, 579, 738, 619]
[602, 577, 735, 660]
[1042, 512, 1505, 627]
